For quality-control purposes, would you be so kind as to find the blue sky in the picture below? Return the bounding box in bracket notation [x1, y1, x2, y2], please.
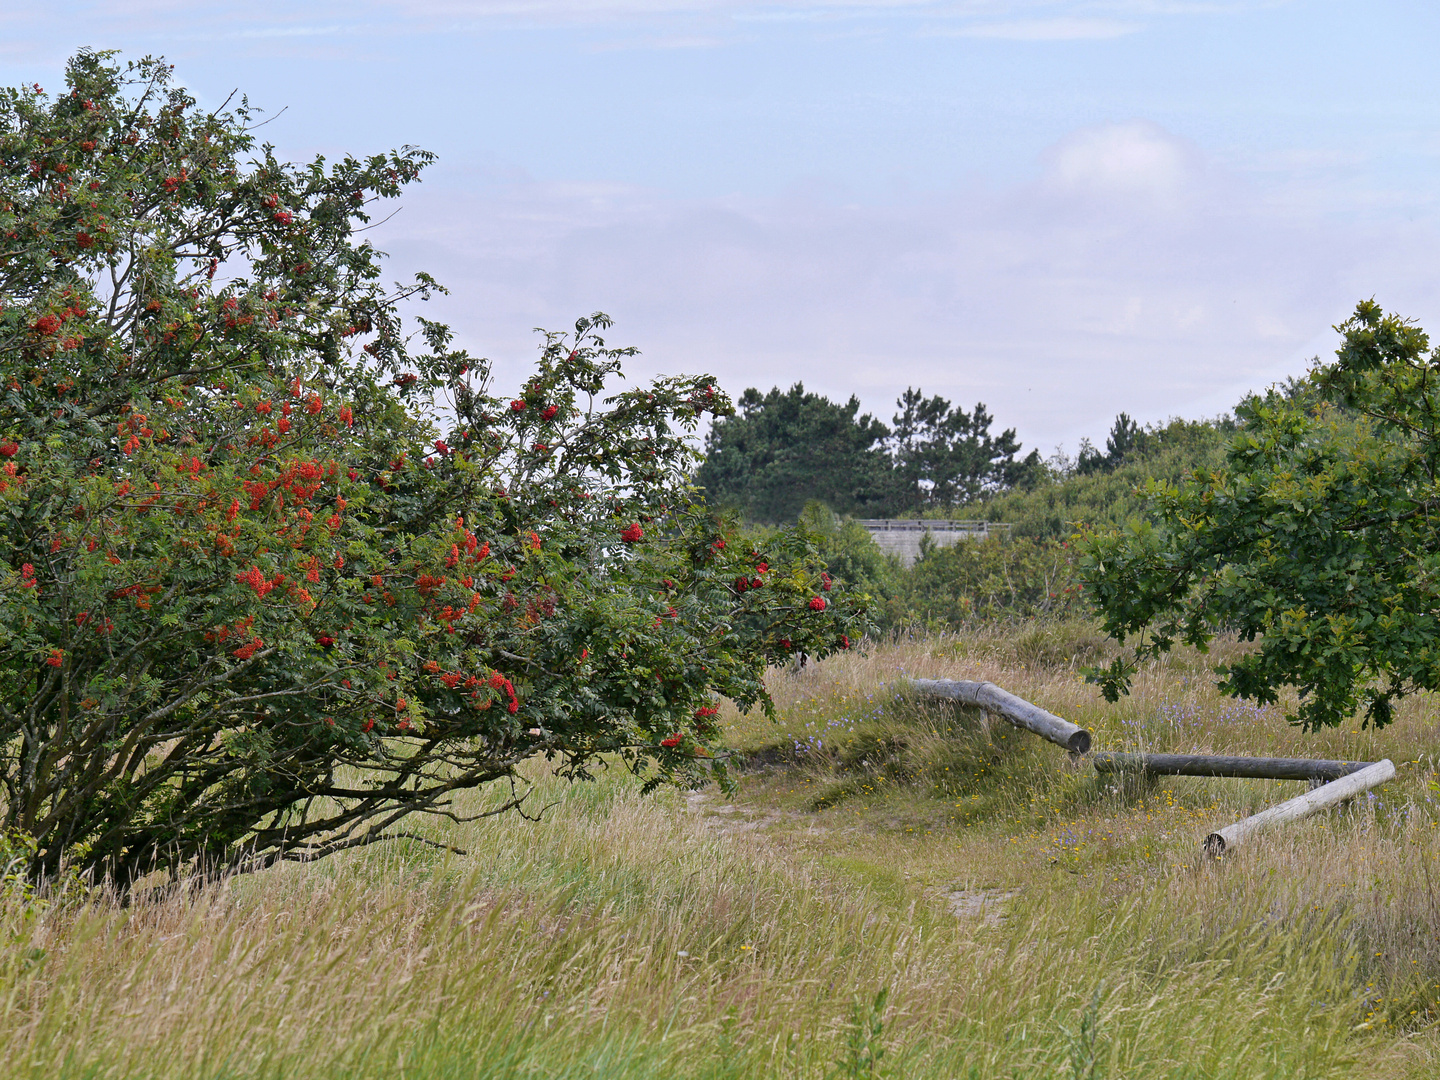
[7, 1, 1440, 455]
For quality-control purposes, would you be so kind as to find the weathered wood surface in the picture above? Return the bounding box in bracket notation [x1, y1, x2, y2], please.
[910, 679, 1092, 755]
[1094, 752, 1373, 783]
[1203, 759, 1396, 856]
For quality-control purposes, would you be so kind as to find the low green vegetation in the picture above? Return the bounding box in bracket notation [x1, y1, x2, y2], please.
[793, 506, 1086, 631]
[971, 415, 1234, 540]
[754, 411, 1238, 635]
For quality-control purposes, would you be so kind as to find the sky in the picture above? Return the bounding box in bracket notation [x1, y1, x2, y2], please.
[6, 1, 1440, 456]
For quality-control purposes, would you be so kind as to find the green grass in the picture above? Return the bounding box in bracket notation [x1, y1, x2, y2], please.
[3, 623, 1440, 1077]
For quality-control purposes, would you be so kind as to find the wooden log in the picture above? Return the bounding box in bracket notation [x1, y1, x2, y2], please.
[910, 679, 1092, 754]
[1094, 752, 1373, 783]
[1203, 759, 1396, 856]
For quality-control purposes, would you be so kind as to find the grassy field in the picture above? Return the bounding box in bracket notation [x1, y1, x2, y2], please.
[3, 622, 1439, 1078]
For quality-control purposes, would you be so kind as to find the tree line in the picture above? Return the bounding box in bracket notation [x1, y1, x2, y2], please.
[694, 383, 1043, 522]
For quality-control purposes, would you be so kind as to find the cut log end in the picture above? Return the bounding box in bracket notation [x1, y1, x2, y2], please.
[1067, 729, 1092, 755]
[1199, 758, 1396, 857]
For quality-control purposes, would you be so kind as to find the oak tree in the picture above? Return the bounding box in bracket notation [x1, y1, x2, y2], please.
[1080, 301, 1440, 731]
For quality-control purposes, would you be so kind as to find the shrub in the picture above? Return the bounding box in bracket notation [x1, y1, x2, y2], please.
[0, 51, 866, 891]
[883, 535, 1084, 629]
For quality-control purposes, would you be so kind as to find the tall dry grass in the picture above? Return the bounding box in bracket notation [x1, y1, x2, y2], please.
[0, 621, 1437, 1078]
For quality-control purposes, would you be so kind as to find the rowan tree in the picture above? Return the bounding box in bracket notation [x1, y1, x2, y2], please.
[0, 51, 865, 889]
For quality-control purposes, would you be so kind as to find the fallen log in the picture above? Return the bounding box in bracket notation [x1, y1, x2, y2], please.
[1203, 759, 1396, 856]
[1093, 752, 1372, 783]
[910, 679, 1091, 755]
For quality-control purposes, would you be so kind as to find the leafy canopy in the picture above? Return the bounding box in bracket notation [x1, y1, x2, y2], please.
[973, 416, 1234, 541]
[0, 51, 865, 889]
[1080, 301, 1440, 731]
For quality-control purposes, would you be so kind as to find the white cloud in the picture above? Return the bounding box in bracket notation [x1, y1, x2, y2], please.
[1041, 120, 1203, 206]
[373, 120, 1439, 452]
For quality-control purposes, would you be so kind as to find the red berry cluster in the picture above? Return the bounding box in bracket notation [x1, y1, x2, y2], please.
[487, 670, 521, 714]
[235, 565, 277, 599]
[232, 635, 264, 660]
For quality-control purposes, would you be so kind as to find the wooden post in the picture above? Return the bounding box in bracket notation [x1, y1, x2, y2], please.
[1203, 759, 1396, 856]
[910, 679, 1092, 755]
[1094, 752, 1372, 783]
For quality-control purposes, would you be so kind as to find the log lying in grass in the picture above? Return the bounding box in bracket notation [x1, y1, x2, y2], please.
[1203, 758, 1396, 856]
[910, 679, 1092, 755]
[1093, 752, 1373, 783]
